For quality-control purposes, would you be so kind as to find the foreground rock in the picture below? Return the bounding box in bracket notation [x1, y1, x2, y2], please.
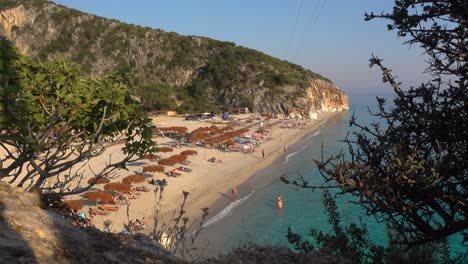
[0, 182, 179, 264]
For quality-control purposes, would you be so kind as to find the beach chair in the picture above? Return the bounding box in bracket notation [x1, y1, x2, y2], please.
[100, 204, 119, 211]
[177, 166, 192, 172]
[135, 186, 150, 192]
[165, 171, 182, 177]
[91, 207, 111, 216]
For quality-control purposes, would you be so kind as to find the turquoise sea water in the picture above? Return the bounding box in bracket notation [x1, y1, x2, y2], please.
[197, 92, 465, 256]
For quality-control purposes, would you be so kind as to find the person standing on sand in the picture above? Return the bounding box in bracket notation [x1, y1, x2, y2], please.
[262, 149, 265, 158]
[284, 146, 287, 153]
[232, 187, 238, 201]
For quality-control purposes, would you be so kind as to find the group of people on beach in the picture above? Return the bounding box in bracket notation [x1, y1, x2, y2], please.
[230, 145, 288, 209]
[70, 208, 95, 227]
[281, 121, 307, 129]
[231, 186, 283, 209]
[126, 217, 147, 233]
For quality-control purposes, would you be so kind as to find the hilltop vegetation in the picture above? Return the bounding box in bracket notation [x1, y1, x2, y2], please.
[0, 0, 347, 115]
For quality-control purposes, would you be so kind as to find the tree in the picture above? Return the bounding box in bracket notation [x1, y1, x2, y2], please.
[0, 38, 154, 195]
[136, 82, 176, 111]
[284, 0, 467, 246]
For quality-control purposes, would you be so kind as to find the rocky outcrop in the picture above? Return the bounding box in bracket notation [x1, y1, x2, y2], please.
[0, 0, 348, 117]
[267, 79, 349, 119]
[0, 182, 179, 263]
[0, 4, 33, 54]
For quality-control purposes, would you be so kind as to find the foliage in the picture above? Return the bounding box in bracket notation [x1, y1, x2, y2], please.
[136, 82, 176, 111]
[286, 190, 464, 264]
[283, 0, 467, 247]
[0, 0, 17, 10]
[1, 0, 337, 114]
[0, 37, 22, 129]
[0, 0, 48, 10]
[0, 38, 155, 195]
[151, 181, 209, 260]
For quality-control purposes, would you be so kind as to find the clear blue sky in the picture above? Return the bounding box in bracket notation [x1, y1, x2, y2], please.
[52, 0, 429, 93]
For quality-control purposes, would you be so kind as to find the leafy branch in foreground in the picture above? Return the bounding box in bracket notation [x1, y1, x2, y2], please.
[0, 37, 155, 195]
[287, 190, 463, 264]
[151, 180, 209, 260]
[285, 0, 467, 247]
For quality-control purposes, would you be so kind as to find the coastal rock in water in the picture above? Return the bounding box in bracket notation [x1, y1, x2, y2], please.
[0, 0, 348, 118]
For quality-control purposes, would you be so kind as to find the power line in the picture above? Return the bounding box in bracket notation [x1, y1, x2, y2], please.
[283, 0, 304, 60]
[292, 0, 327, 62]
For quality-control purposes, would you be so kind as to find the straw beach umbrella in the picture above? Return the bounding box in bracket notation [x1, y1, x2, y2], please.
[104, 182, 131, 193]
[158, 154, 187, 166]
[84, 191, 113, 203]
[180, 150, 197, 156]
[143, 165, 165, 173]
[87, 177, 110, 185]
[142, 154, 159, 162]
[158, 147, 173, 153]
[65, 200, 84, 211]
[122, 175, 146, 185]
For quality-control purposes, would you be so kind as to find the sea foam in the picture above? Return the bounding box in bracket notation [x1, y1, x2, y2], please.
[282, 151, 299, 165]
[202, 190, 255, 228]
[305, 129, 321, 140]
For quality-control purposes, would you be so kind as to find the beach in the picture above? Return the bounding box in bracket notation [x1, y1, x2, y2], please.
[1, 111, 339, 235]
[110, 112, 336, 233]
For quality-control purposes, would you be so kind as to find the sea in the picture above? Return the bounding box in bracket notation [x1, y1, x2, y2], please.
[195, 91, 465, 257]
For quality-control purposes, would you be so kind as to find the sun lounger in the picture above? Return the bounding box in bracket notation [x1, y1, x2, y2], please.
[99, 205, 119, 211]
[177, 166, 192, 172]
[91, 207, 111, 215]
[135, 186, 150, 192]
[131, 190, 142, 195]
[207, 157, 223, 163]
[165, 171, 182, 177]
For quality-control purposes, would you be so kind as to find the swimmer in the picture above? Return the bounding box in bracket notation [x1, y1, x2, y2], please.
[277, 195, 283, 209]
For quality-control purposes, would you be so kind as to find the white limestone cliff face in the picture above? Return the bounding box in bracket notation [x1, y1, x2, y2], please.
[282, 79, 349, 119]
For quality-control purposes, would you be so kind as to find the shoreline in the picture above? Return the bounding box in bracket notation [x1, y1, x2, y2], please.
[1, 111, 342, 237]
[192, 111, 350, 257]
[179, 112, 338, 227]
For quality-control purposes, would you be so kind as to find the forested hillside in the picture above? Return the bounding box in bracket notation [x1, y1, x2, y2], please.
[0, 0, 348, 116]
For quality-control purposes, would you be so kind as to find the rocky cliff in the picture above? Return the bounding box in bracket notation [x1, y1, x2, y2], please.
[0, 0, 348, 117]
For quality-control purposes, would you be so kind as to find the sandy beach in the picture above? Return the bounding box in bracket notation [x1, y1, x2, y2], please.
[1, 111, 338, 235]
[86, 112, 337, 233]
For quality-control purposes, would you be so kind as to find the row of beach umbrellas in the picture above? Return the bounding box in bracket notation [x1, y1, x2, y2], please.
[154, 126, 188, 136]
[66, 174, 148, 209]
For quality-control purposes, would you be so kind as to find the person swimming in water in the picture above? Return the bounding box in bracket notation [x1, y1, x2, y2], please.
[277, 195, 283, 209]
